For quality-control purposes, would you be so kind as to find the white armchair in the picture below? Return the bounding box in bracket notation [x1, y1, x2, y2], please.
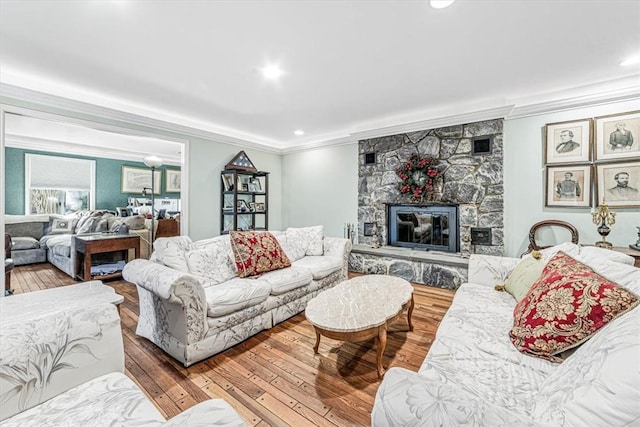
[0, 302, 245, 426]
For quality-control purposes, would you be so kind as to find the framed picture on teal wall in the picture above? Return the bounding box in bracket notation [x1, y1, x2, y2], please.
[121, 165, 161, 194]
[166, 169, 181, 193]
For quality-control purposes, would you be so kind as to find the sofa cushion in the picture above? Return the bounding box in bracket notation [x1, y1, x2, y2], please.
[229, 231, 291, 278]
[259, 266, 313, 295]
[503, 256, 545, 301]
[292, 256, 343, 280]
[284, 226, 324, 261]
[48, 217, 76, 234]
[510, 251, 639, 362]
[185, 245, 236, 287]
[1, 372, 165, 426]
[10, 236, 40, 250]
[151, 236, 192, 272]
[203, 277, 272, 317]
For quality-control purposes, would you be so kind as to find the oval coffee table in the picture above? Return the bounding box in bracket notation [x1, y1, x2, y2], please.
[305, 275, 414, 377]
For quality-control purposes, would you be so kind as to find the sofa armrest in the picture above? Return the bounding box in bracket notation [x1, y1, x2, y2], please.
[122, 259, 209, 343]
[162, 399, 245, 426]
[323, 237, 352, 280]
[372, 367, 540, 427]
[0, 303, 123, 421]
[467, 254, 520, 287]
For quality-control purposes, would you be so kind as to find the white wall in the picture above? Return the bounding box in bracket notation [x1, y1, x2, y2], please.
[188, 140, 282, 241]
[504, 99, 640, 257]
[282, 143, 358, 238]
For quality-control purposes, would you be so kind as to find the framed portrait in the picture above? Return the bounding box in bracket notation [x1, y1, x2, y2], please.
[545, 164, 592, 208]
[222, 174, 234, 191]
[248, 178, 262, 192]
[594, 111, 640, 161]
[596, 161, 640, 208]
[121, 166, 161, 194]
[166, 169, 181, 193]
[544, 119, 591, 164]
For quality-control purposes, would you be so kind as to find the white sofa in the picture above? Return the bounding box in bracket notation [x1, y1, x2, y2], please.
[123, 227, 352, 367]
[372, 243, 640, 426]
[0, 302, 245, 426]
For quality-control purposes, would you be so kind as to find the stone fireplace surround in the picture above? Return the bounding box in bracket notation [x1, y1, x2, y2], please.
[349, 119, 504, 289]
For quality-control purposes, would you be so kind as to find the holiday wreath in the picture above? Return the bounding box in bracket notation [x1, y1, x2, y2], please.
[396, 154, 439, 202]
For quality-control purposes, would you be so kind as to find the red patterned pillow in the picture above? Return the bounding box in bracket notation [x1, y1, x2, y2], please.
[510, 251, 639, 362]
[229, 231, 291, 278]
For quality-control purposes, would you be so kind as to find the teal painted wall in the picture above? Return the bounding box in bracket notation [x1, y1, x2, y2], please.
[4, 147, 180, 214]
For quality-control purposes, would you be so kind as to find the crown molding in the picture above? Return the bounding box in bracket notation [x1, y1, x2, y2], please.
[508, 76, 640, 119]
[0, 83, 283, 154]
[5, 134, 182, 165]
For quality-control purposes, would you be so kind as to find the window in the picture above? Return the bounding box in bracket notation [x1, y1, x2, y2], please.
[25, 154, 96, 214]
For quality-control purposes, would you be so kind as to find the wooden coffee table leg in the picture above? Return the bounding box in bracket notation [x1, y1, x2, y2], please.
[407, 295, 415, 331]
[376, 326, 387, 377]
[313, 328, 321, 354]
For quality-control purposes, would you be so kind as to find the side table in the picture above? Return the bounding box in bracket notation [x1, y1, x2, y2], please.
[74, 233, 140, 281]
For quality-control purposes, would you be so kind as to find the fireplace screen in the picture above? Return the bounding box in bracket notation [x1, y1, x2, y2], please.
[388, 204, 458, 252]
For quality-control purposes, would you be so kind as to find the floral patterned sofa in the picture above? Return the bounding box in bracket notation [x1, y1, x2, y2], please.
[123, 226, 352, 367]
[0, 301, 245, 426]
[372, 243, 640, 426]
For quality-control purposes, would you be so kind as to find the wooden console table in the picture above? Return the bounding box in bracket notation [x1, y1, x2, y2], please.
[74, 234, 140, 281]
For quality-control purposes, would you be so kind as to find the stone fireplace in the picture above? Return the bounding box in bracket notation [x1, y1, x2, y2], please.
[350, 119, 504, 289]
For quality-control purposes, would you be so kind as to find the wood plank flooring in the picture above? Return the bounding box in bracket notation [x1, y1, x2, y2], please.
[7, 263, 455, 426]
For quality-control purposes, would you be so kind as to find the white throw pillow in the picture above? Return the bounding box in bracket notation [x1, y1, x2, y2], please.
[151, 236, 192, 272]
[522, 241, 580, 263]
[285, 226, 324, 261]
[185, 245, 236, 287]
[580, 246, 634, 266]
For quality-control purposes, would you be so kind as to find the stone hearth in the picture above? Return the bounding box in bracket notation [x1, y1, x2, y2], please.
[351, 119, 504, 289]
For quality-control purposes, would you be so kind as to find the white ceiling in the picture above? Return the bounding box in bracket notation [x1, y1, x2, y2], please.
[1, 0, 639, 151]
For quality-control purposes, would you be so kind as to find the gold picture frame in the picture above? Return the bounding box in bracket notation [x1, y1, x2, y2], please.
[121, 166, 161, 194]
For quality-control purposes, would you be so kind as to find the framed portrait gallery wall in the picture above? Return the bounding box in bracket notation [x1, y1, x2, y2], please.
[544, 110, 640, 209]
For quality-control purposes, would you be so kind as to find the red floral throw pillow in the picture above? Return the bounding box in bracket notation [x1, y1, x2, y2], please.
[510, 251, 639, 362]
[229, 231, 291, 278]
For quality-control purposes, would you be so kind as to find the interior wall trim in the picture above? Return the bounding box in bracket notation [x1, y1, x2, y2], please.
[5, 134, 182, 166]
[0, 83, 282, 154]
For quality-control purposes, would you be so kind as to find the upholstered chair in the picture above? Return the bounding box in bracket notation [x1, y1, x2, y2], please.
[5, 233, 15, 295]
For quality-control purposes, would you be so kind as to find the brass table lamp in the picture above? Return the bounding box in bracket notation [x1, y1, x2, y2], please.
[592, 203, 616, 248]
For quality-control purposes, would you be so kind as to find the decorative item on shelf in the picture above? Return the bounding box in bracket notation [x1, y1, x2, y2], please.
[143, 155, 163, 241]
[631, 226, 640, 251]
[396, 154, 440, 203]
[225, 150, 257, 172]
[591, 202, 616, 248]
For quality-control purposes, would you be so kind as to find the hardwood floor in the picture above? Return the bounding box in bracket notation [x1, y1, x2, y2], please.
[8, 263, 455, 426]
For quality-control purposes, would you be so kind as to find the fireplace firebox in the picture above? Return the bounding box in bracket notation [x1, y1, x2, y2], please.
[387, 204, 459, 252]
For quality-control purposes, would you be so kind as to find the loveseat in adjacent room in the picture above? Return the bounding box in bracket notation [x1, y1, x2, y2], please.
[5, 210, 152, 276]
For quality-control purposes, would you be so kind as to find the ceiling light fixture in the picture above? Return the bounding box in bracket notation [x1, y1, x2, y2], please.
[261, 64, 283, 80]
[430, 0, 455, 9]
[620, 55, 640, 67]
[294, 130, 305, 136]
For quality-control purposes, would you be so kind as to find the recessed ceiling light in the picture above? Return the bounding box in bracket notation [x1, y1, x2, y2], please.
[261, 64, 283, 80]
[430, 0, 455, 9]
[620, 55, 640, 67]
[294, 130, 305, 136]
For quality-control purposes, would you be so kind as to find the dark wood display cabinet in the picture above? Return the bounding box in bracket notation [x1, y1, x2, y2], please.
[220, 169, 269, 234]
